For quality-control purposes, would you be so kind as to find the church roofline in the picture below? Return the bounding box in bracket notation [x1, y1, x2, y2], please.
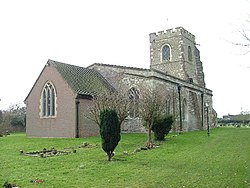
[87, 63, 150, 72]
[47, 59, 116, 95]
[24, 59, 116, 103]
[123, 68, 212, 96]
[25, 58, 213, 104]
[24, 60, 49, 103]
[88, 62, 212, 95]
[151, 68, 212, 95]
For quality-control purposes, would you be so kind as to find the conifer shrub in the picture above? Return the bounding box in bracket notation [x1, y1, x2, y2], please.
[99, 108, 121, 161]
[152, 115, 174, 141]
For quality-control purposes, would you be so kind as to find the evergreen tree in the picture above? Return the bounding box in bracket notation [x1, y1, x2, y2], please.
[99, 109, 120, 161]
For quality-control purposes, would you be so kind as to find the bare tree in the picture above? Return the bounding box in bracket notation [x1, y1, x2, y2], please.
[139, 87, 166, 147]
[88, 89, 130, 126]
[88, 85, 167, 148]
[233, 16, 250, 53]
[235, 26, 250, 48]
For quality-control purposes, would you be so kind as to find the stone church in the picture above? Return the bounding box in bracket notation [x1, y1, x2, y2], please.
[25, 27, 217, 138]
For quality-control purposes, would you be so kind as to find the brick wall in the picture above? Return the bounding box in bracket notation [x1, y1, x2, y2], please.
[25, 64, 76, 138]
[78, 98, 100, 137]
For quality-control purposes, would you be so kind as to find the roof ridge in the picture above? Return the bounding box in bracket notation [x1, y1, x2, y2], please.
[47, 59, 115, 96]
[47, 59, 86, 70]
[88, 62, 149, 71]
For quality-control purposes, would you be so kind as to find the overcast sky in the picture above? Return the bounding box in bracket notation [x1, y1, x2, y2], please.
[0, 0, 249, 117]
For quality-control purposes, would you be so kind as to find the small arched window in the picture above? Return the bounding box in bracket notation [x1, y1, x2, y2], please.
[188, 46, 192, 61]
[162, 45, 171, 61]
[128, 87, 140, 118]
[41, 81, 57, 117]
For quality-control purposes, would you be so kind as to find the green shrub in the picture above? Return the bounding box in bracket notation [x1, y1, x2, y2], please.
[99, 108, 121, 161]
[152, 115, 174, 141]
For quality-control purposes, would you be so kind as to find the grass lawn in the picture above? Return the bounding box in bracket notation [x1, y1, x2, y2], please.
[0, 127, 249, 188]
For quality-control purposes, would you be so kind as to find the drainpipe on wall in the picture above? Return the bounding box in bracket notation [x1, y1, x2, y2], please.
[201, 92, 204, 129]
[205, 102, 210, 136]
[75, 98, 80, 138]
[177, 85, 182, 133]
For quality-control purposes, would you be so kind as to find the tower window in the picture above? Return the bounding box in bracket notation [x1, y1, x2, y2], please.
[188, 46, 193, 61]
[40, 81, 57, 117]
[162, 45, 171, 61]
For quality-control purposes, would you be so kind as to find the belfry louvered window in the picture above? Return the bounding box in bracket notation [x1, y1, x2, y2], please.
[41, 81, 56, 117]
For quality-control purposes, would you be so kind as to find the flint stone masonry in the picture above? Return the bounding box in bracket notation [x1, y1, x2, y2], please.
[89, 27, 216, 133]
[150, 27, 200, 86]
[89, 62, 215, 132]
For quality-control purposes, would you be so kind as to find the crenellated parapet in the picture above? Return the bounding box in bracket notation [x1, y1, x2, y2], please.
[150, 27, 195, 43]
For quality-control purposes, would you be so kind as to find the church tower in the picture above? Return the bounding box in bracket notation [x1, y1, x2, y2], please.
[149, 27, 205, 87]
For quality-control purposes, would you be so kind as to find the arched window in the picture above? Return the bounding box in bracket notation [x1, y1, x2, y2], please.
[128, 87, 140, 118]
[41, 81, 57, 117]
[188, 46, 192, 61]
[162, 45, 171, 61]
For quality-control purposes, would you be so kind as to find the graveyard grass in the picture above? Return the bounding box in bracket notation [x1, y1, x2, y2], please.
[0, 127, 249, 188]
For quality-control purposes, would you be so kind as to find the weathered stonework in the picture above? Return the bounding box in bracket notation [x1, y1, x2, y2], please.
[89, 27, 217, 133]
[25, 26, 216, 138]
[150, 27, 200, 85]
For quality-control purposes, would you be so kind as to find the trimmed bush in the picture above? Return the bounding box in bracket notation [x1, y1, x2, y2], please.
[152, 115, 174, 141]
[99, 108, 121, 161]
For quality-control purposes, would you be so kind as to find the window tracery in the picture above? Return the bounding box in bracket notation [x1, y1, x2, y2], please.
[41, 81, 56, 117]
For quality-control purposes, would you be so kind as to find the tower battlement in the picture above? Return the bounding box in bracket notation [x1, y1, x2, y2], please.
[150, 27, 195, 43]
[149, 27, 203, 85]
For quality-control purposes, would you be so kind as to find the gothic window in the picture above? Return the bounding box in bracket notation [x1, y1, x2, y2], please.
[41, 81, 56, 117]
[188, 46, 192, 61]
[162, 45, 171, 61]
[128, 87, 140, 118]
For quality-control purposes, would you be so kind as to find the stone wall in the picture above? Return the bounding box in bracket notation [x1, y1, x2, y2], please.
[89, 63, 216, 133]
[194, 46, 205, 87]
[88, 27, 216, 133]
[149, 27, 206, 87]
